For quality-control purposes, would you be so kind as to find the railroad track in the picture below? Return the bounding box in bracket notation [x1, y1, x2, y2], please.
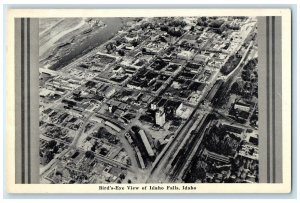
[168, 114, 212, 182]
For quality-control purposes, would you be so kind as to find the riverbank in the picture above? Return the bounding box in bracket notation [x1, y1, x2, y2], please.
[39, 17, 130, 70]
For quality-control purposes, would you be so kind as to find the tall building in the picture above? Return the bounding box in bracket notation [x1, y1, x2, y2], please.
[155, 107, 166, 127]
[150, 103, 157, 110]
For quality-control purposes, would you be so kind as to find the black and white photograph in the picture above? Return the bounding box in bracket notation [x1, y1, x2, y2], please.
[38, 16, 259, 184]
[5, 8, 292, 194]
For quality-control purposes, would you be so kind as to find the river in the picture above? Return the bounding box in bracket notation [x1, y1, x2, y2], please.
[41, 17, 129, 70]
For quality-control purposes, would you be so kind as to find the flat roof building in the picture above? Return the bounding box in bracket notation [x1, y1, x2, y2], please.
[138, 129, 154, 157]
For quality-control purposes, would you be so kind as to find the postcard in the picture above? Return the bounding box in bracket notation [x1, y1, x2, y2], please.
[6, 8, 292, 193]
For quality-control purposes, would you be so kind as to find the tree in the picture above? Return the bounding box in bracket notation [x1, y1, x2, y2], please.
[231, 82, 241, 95]
[160, 25, 169, 32]
[119, 173, 126, 180]
[105, 42, 116, 54]
[53, 145, 59, 153]
[85, 150, 95, 159]
[118, 49, 125, 56]
[141, 22, 153, 30]
[241, 70, 251, 81]
[201, 17, 207, 21]
[195, 161, 207, 181]
[141, 48, 147, 53]
[159, 36, 167, 43]
[243, 82, 253, 92]
[99, 147, 108, 156]
[170, 20, 187, 27]
[47, 140, 57, 149]
[197, 18, 208, 27]
[131, 40, 139, 47]
[45, 149, 54, 163]
[209, 20, 225, 28]
[115, 40, 122, 46]
[167, 27, 183, 37]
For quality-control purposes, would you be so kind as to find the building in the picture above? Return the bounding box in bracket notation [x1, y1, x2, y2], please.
[112, 66, 124, 74]
[127, 83, 142, 90]
[177, 50, 193, 60]
[202, 149, 230, 164]
[175, 103, 192, 119]
[234, 101, 251, 112]
[134, 147, 145, 169]
[108, 105, 113, 113]
[245, 133, 258, 146]
[150, 103, 157, 110]
[222, 124, 245, 137]
[144, 42, 167, 54]
[104, 121, 121, 133]
[238, 145, 259, 160]
[138, 129, 154, 157]
[124, 33, 139, 42]
[104, 86, 116, 98]
[193, 54, 209, 65]
[155, 107, 166, 127]
[40, 88, 55, 98]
